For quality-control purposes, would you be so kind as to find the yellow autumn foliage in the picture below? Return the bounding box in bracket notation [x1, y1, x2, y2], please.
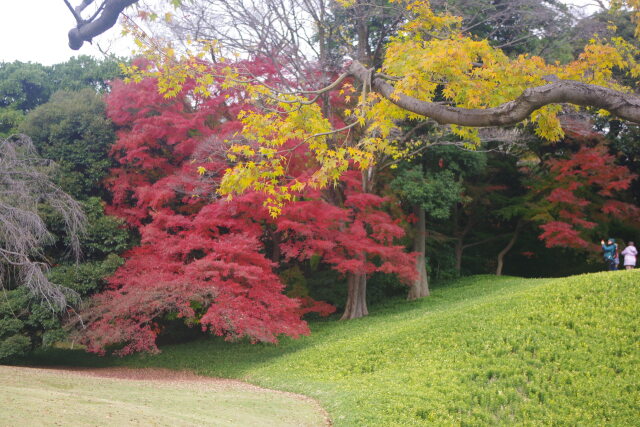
[124, 0, 640, 215]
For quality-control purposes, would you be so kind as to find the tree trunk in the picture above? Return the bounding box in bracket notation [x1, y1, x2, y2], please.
[452, 201, 473, 275]
[269, 226, 281, 263]
[408, 206, 429, 300]
[452, 203, 463, 275]
[341, 168, 376, 320]
[454, 238, 463, 274]
[496, 221, 522, 276]
[316, 6, 332, 119]
[355, 2, 371, 64]
[341, 272, 368, 320]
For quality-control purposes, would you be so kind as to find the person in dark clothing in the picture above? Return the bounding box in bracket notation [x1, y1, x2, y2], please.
[601, 238, 619, 271]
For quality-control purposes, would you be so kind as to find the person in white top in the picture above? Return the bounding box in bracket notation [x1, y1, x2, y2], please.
[621, 242, 637, 270]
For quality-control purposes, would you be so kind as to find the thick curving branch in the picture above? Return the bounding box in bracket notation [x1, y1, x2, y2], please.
[68, 0, 139, 50]
[63, 0, 640, 126]
[347, 61, 640, 125]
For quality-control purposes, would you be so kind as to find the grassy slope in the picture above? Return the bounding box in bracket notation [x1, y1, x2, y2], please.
[24, 271, 640, 425]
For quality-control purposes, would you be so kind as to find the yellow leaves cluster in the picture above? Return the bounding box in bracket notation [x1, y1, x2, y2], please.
[375, 12, 640, 144]
[218, 75, 393, 215]
[120, 19, 237, 100]
[396, 0, 462, 36]
[530, 105, 564, 141]
[122, 0, 640, 215]
[220, 97, 345, 216]
[219, 1, 640, 212]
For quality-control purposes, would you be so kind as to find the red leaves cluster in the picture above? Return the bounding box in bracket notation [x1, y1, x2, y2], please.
[104, 63, 240, 226]
[278, 173, 416, 284]
[81, 60, 413, 355]
[537, 144, 637, 248]
[80, 211, 309, 356]
[547, 145, 635, 197]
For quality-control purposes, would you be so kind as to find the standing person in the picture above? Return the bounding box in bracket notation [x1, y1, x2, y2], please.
[621, 242, 638, 270]
[601, 238, 619, 271]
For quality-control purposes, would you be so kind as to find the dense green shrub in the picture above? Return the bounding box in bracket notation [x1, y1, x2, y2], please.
[79, 198, 134, 259]
[0, 335, 31, 361]
[0, 200, 130, 362]
[0, 59, 128, 361]
[19, 89, 115, 199]
[48, 255, 124, 297]
[365, 272, 407, 304]
[0, 255, 124, 362]
[304, 268, 347, 310]
[0, 57, 122, 136]
[39, 196, 132, 266]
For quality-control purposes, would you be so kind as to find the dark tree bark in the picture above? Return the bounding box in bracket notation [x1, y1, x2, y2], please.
[67, 0, 139, 50]
[347, 61, 640, 126]
[341, 272, 368, 320]
[454, 238, 464, 274]
[450, 207, 511, 275]
[496, 221, 523, 276]
[268, 225, 281, 263]
[408, 206, 429, 300]
[452, 203, 473, 275]
[337, 167, 380, 320]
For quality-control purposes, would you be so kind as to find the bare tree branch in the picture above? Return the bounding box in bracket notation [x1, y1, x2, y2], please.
[63, 0, 84, 24]
[67, 0, 138, 50]
[0, 135, 86, 311]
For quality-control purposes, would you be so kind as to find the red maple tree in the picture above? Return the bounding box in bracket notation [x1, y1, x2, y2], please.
[79, 58, 413, 354]
[278, 172, 416, 282]
[536, 143, 638, 248]
[79, 60, 314, 355]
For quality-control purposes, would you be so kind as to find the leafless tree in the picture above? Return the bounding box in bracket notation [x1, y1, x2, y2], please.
[0, 135, 86, 311]
[159, 0, 333, 70]
[432, 0, 574, 53]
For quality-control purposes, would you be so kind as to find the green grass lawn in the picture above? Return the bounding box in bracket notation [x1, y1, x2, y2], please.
[20, 270, 640, 425]
[0, 366, 326, 426]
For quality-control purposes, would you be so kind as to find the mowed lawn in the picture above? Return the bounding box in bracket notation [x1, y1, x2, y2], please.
[0, 366, 328, 426]
[19, 270, 640, 426]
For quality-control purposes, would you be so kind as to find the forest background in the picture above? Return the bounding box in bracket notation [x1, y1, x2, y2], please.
[1, 0, 639, 360]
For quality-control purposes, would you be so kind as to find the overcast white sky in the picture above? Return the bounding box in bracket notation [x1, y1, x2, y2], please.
[0, 0, 604, 66]
[0, 1, 137, 65]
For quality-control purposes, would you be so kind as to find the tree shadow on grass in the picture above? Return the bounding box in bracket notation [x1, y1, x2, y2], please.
[15, 275, 539, 379]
